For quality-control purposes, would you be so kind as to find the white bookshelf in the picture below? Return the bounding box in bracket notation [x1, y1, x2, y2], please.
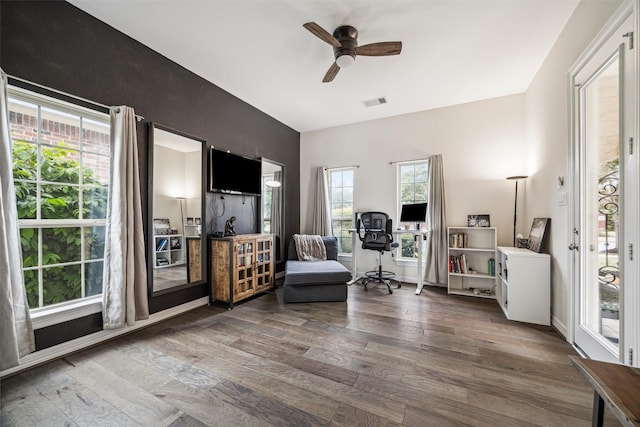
[496, 246, 550, 325]
[153, 234, 185, 269]
[447, 227, 497, 299]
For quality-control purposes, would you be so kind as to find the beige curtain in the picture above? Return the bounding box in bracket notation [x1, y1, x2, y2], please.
[312, 166, 331, 235]
[102, 106, 149, 329]
[424, 154, 448, 285]
[0, 70, 35, 370]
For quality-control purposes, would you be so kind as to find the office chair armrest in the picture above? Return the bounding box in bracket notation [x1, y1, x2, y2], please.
[385, 219, 394, 241]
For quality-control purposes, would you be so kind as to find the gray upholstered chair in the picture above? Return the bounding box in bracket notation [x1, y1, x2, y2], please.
[283, 236, 351, 303]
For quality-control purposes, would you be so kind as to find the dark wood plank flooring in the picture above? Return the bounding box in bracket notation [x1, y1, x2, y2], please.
[1, 283, 622, 426]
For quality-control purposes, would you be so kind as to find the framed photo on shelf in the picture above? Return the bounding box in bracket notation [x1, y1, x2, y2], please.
[195, 217, 201, 225]
[467, 214, 490, 227]
[187, 217, 194, 225]
[528, 218, 550, 253]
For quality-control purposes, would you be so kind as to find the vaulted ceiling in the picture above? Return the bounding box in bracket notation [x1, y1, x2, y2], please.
[69, 0, 580, 132]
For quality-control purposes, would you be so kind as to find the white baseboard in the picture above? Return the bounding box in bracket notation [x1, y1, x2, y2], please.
[1, 297, 209, 379]
[552, 315, 568, 340]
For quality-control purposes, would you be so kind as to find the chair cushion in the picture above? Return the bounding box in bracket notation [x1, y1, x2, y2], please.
[284, 260, 351, 286]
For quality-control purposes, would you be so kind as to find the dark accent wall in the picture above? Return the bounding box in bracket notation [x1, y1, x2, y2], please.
[1, 0, 300, 349]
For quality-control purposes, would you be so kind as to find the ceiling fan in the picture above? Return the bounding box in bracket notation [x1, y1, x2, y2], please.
[303, 22, 402, 83]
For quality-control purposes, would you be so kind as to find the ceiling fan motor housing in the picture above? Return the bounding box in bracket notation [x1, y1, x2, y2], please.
[332, 25, 358, 62]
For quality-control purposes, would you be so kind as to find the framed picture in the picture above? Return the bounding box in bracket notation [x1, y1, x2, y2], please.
[187, 217, 194, 225]
[195, 217, 201, 225]
[467, 214, 490, 227]
[528, 218, 550, 253]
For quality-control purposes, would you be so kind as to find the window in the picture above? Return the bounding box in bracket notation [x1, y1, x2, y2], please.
[328, 168, 354, 254]
[261, 174, 273, 233]
[8, 87, 111, 310]
[398, 161, 428, 259]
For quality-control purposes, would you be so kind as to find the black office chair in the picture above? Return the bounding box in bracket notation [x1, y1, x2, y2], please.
[357, 212, 401, 294]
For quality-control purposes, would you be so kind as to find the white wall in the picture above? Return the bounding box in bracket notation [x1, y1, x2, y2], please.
[524, 0, 623, 336]
[153, 145, 203, 234]
[301, 94, 527, 281]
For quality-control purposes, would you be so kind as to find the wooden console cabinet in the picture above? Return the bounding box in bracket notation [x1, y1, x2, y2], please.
[210, 233, 274, 308]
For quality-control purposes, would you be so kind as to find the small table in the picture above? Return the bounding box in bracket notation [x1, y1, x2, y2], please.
[569, 355, 640, 427]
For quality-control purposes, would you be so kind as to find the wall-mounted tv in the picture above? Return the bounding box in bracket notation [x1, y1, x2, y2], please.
[209, 147, 261, 195]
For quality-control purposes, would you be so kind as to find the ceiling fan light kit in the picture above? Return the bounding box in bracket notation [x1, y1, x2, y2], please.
[303, 22, 402, 82]
[336, 54, 355, 68]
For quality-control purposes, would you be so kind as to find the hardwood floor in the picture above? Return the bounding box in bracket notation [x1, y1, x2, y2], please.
[1, 283, 622, 426]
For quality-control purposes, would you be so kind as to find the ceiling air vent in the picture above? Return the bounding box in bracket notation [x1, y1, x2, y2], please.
[362, 97, 387, 108]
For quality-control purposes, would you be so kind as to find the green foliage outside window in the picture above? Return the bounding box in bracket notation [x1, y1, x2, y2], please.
[13, 140, 108, 308]
[330, 169, 354, 254]
[399, 163, 428, 258]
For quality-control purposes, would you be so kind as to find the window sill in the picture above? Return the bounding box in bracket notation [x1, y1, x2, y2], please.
[393, 257, 418, 267]
[31, 296, 102, 330]
[338, 253, 353, 262]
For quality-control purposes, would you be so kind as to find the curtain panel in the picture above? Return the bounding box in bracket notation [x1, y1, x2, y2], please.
[424, 154, 448, 285]
[102, 106, 149, 329]
[312, 166, 331, 236]
[0, 70, 35, 370]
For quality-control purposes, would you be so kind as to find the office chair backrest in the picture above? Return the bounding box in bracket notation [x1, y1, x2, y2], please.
[357, 212, 394, 251]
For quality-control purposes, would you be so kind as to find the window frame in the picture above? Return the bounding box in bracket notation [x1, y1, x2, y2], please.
[328, 167, 355, 256]
[396, 160, 429, 261]
[261, 173, 274, 234]
[8, 85, 111, 324]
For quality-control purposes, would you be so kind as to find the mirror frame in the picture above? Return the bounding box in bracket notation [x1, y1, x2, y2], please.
[261, 157, 285, 264]
[147, 122, 207, 295]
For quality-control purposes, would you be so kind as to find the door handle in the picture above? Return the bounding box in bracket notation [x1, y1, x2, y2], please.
[568, 243, 579, 251]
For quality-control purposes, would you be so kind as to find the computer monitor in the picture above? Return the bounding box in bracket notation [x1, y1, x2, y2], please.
[400, 202, 428, 230]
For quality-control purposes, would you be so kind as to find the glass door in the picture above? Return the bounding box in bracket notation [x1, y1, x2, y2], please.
[571, 14, 634, 363]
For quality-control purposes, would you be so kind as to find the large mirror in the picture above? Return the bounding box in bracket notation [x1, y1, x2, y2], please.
[261, 158, 284, 262]
[149, 123, 206, 293]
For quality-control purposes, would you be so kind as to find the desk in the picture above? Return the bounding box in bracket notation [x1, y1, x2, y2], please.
[569, 355, 640, 426]
[348, 229, 428, 294]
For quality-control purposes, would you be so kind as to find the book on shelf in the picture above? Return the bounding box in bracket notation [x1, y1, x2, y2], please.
[156, 258, 169, 266]
[448, 254, 469, 274]
[156, 238, 168, 251]
[487, 258, 495, 276]
[449, 233, 468, 248]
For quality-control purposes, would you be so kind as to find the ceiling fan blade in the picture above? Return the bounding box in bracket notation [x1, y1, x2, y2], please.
[355, 41, 402, 56]
[303, 22, 342, 48]
[322, 62, 340, 83]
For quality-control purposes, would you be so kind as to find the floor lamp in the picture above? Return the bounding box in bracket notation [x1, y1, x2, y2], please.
[176, 197, 185, 236]
[506, 175, 528, 247]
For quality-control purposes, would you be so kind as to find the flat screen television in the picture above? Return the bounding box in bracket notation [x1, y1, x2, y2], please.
[400, 202, 428, 229]
[209, 148, 261, 195]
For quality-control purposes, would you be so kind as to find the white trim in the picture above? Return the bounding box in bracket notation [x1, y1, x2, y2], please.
[1, 297, 209, 379]
[8, 84, 110, 122]
[566, 0, 635, 349]
[552, 315, 569, 341]
[30, 295, 102, 329]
